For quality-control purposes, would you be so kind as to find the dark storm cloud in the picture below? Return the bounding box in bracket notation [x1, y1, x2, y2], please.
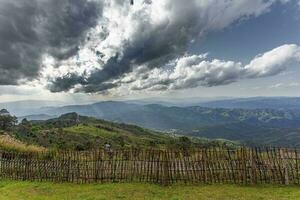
[0, 0, 41, 84]
[38, 0, 102, 60]
[78, 82, 118, 93]
[50, 0, 200, 92]
[48, 73, 86, 92]
[49, 54, 127, 92]
[0, 0, 103, 85]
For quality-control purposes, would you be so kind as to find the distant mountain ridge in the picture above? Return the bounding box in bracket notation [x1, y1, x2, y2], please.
[0, 100, 66, 116]
[34, 101, 300, 131]
[27, 104, 300, 148]
[199, 97, 300, 110]
[2, 97, 300, 117]
[18, 114, 56, 122]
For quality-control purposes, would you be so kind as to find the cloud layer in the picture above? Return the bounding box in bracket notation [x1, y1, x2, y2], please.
[126, 44, 300, 91]
[43, 0, 278, 93]
[0, 0, 299, 95]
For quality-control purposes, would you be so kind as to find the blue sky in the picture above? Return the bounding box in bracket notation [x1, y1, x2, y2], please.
[0, 0, 300, 103]
[192, 1, 300, 62]
[181, 1, 300, 98]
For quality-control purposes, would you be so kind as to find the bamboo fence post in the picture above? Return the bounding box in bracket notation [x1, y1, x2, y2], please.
[295, 149, 299, 184]
[162, 150, 170, 186]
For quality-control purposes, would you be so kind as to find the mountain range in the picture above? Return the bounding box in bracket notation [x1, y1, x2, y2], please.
[2, 97, 300, 147]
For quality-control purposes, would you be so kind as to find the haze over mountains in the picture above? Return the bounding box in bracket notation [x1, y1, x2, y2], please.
[2, 97, 300, 147]
[0, 100, 66, 117]
[40, 101, 300, 128]
[4, 96, 300, 116]
[200, 97, 300, 110]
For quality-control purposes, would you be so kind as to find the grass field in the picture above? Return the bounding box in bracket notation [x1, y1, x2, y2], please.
[0, 134, 45, 152]
[0, 181, 299, 200]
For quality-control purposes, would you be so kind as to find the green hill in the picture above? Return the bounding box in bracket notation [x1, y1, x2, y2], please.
[10, 113, 238, 151]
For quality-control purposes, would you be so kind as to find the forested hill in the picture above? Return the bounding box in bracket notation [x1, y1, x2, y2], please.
[8, 113, 237, 151]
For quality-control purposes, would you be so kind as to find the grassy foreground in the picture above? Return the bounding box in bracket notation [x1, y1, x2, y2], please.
[0, 181, 299, 200]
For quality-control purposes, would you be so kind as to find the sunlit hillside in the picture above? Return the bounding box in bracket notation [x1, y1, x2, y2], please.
[8, 113, 238, 151]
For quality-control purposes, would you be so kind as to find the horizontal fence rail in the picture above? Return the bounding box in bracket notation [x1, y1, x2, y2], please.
[0, 147, 299, 185]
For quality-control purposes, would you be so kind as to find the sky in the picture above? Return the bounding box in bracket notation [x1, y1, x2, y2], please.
[0, 0, 300, 103]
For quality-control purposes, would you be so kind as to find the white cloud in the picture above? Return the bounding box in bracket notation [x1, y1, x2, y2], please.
[243, 44, 300, 78]
[289, 82, 300, 87]
[0, 85, 42, 96]
[124, 44, 300, 92]
[268, 82, 300, 89]
[269, 83, 284, 89]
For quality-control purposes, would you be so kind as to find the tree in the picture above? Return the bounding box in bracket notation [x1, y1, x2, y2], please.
[19, 118, 32, 136]
[177, 136, 192, 150]
[0, 109, 9, 116]
[21, 118, 30, 125]
[0, 109, 17, 131]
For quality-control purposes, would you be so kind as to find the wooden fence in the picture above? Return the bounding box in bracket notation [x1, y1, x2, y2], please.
[0, 147, 299, 185]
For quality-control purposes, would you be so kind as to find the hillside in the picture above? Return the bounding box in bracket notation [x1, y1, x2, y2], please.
[186, 123, 300, 148]
[10, 113, 237, 151]
[36, 101, 300, 131]
[0, 134, 45, 152]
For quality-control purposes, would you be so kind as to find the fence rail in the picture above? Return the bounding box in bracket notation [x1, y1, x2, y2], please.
[0, 147, 299, 185]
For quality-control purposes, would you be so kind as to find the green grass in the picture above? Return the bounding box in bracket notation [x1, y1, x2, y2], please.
[0, 181, 299, 200]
